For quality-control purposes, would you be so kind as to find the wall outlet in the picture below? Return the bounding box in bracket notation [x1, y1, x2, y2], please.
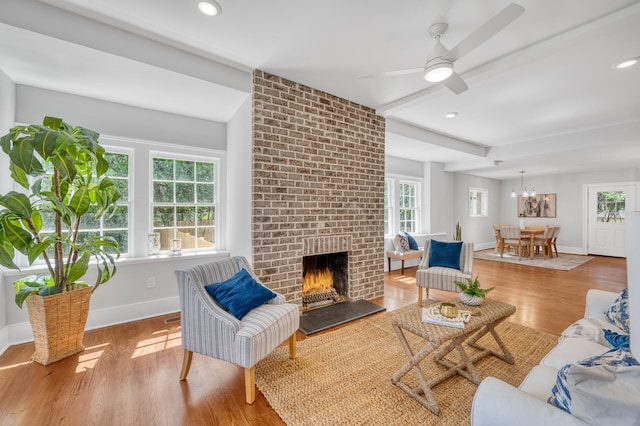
[147, 277, 156, 288]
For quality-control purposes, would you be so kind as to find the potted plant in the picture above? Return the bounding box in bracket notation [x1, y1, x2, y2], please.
[0, 116, 121, 364]
[455, 274, 494, 306]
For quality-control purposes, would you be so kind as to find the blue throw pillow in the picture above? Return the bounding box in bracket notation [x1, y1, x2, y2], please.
[604, 329, 630, 349]
[403, 232, 419, 250]
[205, 268, 277, 320]
[429, 240, 463, 270]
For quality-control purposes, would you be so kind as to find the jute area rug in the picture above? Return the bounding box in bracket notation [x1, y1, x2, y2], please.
[255, 304, 558, 425]
[474, 249, 593, 270]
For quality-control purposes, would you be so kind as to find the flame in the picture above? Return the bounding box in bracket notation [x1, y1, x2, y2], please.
[303, 267, 334, 295]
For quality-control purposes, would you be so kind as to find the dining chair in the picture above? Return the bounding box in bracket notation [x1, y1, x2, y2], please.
[493, 224, 502, 254]
[534, 226, 555, 259]
[551, 226, 561, 257]
[500, 226, 529, 260]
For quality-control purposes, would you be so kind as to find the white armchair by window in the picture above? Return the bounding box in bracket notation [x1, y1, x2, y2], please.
[175, 256, 299, 404]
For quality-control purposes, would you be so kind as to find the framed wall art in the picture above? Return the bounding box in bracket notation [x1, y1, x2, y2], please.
[518, 193, 556, 218]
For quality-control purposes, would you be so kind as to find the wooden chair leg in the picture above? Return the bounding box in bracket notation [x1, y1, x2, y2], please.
[179, 349, 193, 380]
[417, 287, 422, 306]
[289, 333, 296, 359]
[245, 366, 256, 404]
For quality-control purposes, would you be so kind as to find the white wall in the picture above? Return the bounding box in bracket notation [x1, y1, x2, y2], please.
[385, 155, 423, 177]
[16, 86, 226, 149]
[226, 98, 253, 260]
[1, 84, 236, 350]
[498, 168, 640, 252]
[426, 162, 454, 238]
[453, 173, 502, 249]
[0, 69, 16, 354]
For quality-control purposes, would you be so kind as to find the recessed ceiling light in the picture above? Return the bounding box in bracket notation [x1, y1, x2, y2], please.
[444, 112, 458, 118]
[612, 57, 639, 69]
[198, 1, 222, 16]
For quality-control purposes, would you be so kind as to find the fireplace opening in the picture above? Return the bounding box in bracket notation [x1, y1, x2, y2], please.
[302, 252, 348, 310]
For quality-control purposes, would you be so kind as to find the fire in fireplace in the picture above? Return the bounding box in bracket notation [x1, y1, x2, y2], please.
[302, 252, 348, 310]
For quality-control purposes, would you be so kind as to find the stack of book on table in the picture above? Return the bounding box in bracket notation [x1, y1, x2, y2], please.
[421, 305, 471, 329]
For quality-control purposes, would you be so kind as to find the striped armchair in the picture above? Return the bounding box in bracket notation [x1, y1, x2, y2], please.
[416, 241, 474, 305]
[175, 256, 299, 404]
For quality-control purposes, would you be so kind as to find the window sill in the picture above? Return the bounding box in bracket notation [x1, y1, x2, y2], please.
[1, 250, 231, 278]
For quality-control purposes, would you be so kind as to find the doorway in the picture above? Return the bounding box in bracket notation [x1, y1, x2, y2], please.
[586, 184, 637, 257]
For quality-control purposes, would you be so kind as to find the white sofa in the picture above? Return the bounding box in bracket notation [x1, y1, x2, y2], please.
[471, 211, 640, 426]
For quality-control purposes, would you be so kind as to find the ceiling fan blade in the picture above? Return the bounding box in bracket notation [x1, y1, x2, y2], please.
[443, 3, 525, 62]
[357, 67, 423, 79]
[442, 72, 468, 94]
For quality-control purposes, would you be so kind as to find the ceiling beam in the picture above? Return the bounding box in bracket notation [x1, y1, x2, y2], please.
[386, 119, 486, 157]
[1, 0, 251, 94]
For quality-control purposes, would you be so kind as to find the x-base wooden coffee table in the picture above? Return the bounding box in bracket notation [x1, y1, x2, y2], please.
[391, 298, 516, 415]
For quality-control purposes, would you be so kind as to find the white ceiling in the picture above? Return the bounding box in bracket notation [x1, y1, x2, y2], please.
[1, 0, 639, 180]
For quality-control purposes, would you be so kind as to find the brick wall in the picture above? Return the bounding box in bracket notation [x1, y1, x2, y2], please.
[252, 70, 385, 305]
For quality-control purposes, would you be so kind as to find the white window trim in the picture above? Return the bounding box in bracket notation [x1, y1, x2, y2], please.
[150, 150, 221, 253]
[469, 186, 489, 217]
[385, 175, 422, 235]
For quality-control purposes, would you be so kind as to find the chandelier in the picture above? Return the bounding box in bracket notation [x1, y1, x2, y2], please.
[511, 171, 535, 198]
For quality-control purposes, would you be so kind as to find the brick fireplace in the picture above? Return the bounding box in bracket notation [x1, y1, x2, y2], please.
[251, 70, 385, 306]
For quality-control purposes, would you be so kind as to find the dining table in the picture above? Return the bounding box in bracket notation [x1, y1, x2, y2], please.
[520, 227, 545, 259]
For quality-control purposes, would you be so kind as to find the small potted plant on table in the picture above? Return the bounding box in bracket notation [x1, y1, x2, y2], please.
[455, 275, 494, 306]
[0, 116, 121, 365]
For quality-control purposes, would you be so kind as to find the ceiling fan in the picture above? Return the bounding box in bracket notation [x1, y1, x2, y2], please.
[359, 3, 525, 94]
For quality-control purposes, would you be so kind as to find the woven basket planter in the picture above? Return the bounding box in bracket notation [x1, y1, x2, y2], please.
[25, 286, 92, 365]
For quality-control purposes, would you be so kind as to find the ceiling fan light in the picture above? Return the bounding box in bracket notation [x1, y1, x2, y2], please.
[424, 62, 453, 82]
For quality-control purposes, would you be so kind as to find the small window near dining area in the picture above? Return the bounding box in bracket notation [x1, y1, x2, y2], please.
[469, 187, 488, 217]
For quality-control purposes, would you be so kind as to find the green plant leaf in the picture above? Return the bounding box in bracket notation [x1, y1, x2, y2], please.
[69, 186, 91, 216]
[9, 162, 29, 189]
[0, 243, 18, 269]
[38, 286, 62, 297]
[2, 219, 33, 254]
[0, 191, 33, 218]
[9, 138, 44, 175]
[43, 116, 63, 130]
[49, 151, 77, 182]
[15, 288, 37, 308]
[67, 252, 90, 283]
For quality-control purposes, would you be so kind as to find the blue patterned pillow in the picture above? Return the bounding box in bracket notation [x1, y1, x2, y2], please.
[394, 232, 410, 252]
[548, 347, 640, 422]
[205, 268, 277, 320]
[605, 288, 630, 332]
[403, 232, 419, 250]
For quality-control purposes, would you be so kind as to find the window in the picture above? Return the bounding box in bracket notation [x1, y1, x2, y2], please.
[151, 154, 218, 251]
[384, 177, 421, 235]
[469, 187, 488, 217]
[384, 179, 393, 236]
[597, 191, 625, 223]
[399, 182, 419, 232]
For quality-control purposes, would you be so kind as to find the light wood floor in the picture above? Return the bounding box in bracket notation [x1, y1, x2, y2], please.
[0, 255, 626, 425]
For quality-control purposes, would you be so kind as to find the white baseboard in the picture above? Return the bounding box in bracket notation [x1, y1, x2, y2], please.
[6, 296, 181, 348]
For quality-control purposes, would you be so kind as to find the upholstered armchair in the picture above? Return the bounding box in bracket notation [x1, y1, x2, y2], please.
[416, 240, 474, 305]
[175, 256, 299, 404]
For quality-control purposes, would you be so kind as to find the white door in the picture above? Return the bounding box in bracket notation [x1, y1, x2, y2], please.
[587, 185, 636, 257]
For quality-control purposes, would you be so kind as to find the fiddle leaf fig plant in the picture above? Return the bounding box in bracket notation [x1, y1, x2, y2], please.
[0, 116, 121, 308]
